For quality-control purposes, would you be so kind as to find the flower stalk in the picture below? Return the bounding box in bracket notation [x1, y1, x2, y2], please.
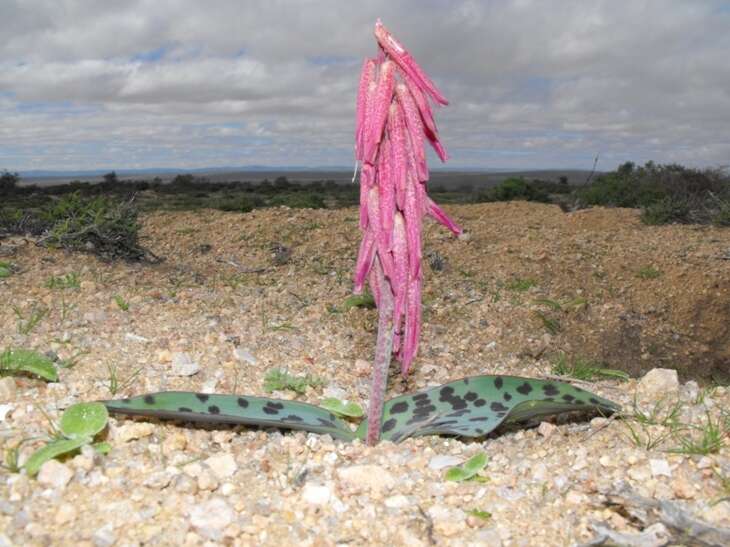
[355, 19, 462, 444]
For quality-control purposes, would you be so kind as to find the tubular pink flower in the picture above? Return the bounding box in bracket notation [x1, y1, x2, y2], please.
[400, 275, 422, 375]
[353, 230, 375, 293]
[401, 72, 447, 162]
[374, 19, 448, 106]
[403, 170, 422, 279]
[390, 212, 408, 340]
[355, 59, 377, 160]
[377, 133, 395, 246]
[364, 60, 395, 164]
[387, 100, 408, 211]
[426, 197, 462, 236]
[395, 83, 428, 182]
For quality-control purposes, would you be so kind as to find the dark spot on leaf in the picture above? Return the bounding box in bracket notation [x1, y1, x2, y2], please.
[415, 397, 433, 408]
[196, 393, 209, 402]
[447, 409, 470, 417]
[589, 397, 600, 405]
[469, 416, 490, 422]
[464, 392, 478, 402]
[476, 428, 484, 434]
[283, 414, 303, 422]
[263, 402, 284, 415]
[143, 395, 155, 405]
[562, 394, 575, 402]
[490, 402, 508, 412]
[317, 418, 336, 428]
[413, 393, 429, 402]
[382, 418, 397, 432]
[120, 398, 131, 404]
[542, 384, 559, 396]
[503, 392, 512, 401]
[463, 378, 470, 385]
[237, 397, 249, 408]
[544, 397, 554, 402]
[391, 402, 409, 414]
[178, 407, 192, 412]
[494, 377, 503, 390]
[208, 405, 220, 414]
[497, 412, 507, 417]
[474, 399, 486, 407]
[438, 386, 455, 400]
[575, 399, 586, 405]
[434, 420, 458, 426]
[516, 382, 533, 395]
[413, 404, 437, 416]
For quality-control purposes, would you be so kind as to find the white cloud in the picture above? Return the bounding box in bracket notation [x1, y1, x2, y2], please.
[0, 0, 728, 170]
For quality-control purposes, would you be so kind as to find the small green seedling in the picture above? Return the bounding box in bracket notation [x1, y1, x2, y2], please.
[552, 354, 629, 382]
[467, 509, 492, 521]
[45, 272, 81, 290]
[320, 397, 364, 418]
[12, 304, 48, 335]
[113, 295, 130, 311]
[637, 266, 661, 280]
[343, 293, 376, 311]
[263, 368, 326, 394]
[0, 261, 12, 278]
[0, 348, 58, 381]
[24, 402, 109, 476]
[445, 452, 488, 482]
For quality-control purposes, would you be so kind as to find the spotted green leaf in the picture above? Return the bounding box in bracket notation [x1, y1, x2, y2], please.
[102, 392, 357, 441]
[102, 375, 619, 444]
[0, 349, 58, 382]
[356, 375, 620, 443]
[320, 398, 364, 418]
[60, 402, 108, 439]
[23, 437, 91, 476]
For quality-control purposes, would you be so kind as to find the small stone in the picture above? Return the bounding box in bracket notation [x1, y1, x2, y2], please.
[637, 368, 679, 399]
[428, 504, 465, 537]
[162, 432, 187, 454]
[599, 455, 615, 468]
[302, 483, 331, 505]
[204, 453, 237, 480]
[672, 476, 696, 499]
[0, 404, 14, 422]
[702, 500, 730, 525]
[697, 456, 713, 470]
[384, 494, 410, 508]
[337, 465, 396, 493]
[92, 524, 116, 547]
[197, 469, 219, 491]
[628, 465, 651, 482]
[537, 421, 557, 438]
[37, 460, 73, 490]
[565, 490, 587, 505]
[189, 498, 233, 541]
[428, 455, 462, 471]
[233, 347, 257, 365]
[170, 352, 200, 377]
[114, 422, 155, 442]
[0, 377, 17, 401]
[157, 350, 172, 363]
[649, 459, 671, 477]
[54, 503, 77, 525]
[354, 359, 370, 377]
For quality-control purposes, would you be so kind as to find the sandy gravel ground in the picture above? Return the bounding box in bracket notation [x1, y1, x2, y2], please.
[1, 202, 729, 546]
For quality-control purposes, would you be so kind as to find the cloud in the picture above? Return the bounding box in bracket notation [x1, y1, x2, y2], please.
[0, 0, 729, 170]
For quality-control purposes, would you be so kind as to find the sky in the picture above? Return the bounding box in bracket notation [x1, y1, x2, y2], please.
[1, 0, 729, 172]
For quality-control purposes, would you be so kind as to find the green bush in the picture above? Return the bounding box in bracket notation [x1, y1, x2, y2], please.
[641, 197, 690, 225]
[0, 171, 19, 194]
[38, 192, 154, 261]
[474, 177, 550, 203]
[215, 195, 264, 213]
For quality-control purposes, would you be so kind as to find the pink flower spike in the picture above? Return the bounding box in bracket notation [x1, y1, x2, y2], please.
[374, 19, 448, 106]
[426, 197, 462, 236]
[364, 60, 395, 164]
[355, 59, 377, 160]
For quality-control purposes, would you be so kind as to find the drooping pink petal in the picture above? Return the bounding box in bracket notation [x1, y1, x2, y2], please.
[403, 170, 422, 279]
[374, 19, 448, 106]
[395, 83, 428, 182]
[387, 100, 408, 210]
[426, 197, 462, 236]
[367, 186, 394, 279]
[355, 59, 377, 160]
[361, 79, 378, 165]
[400, 275, 422, 376]
[364, 60, 395, 164]
[353, 230, 375, 293]
[377, 133, 395, 247]
[390, 212, 408, 338]
[359, 162, 375, 230]
[401, 72, 447, 162]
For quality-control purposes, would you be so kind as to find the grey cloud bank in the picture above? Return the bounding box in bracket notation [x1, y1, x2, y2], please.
[1, 0, 729, 171]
